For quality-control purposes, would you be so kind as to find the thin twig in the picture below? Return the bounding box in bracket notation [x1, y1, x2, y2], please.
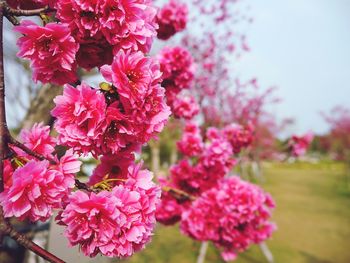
[0, 2, 8, 193]
[5, 6, 51, 17]
[4, 13, 18, 25]
[0, 3, 65, 262]
[9, 137, 94, 192]
[8, 136, 56, 164]
[0, 209, 65, 263]
[162, 186, 196, 201]
[75, 179, 93, 192]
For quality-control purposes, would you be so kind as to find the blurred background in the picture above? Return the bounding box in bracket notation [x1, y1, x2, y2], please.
[1, 0, 350, 263]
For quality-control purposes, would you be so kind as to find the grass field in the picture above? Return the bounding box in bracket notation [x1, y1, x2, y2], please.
[122, 162, 350, 263]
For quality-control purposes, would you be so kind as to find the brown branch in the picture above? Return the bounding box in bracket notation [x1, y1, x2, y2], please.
[8, 137, 94, 193]
[0, 3, 65, 262]
[8, 138, 95, 193]
[0, 209, 65, 263]
[4, 13, 18, 25]
[8, 136, 57, 164]
[4, 5, 51, 17]
[162, 186, 196, 201]
[0, 2, 9, 193]
[75, 179, 93, 192]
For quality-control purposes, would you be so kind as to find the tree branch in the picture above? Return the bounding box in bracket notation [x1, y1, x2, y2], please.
[4, 13, 18, 26]
[0, 2, 9, 193]
[162, 186, 196, 201]
[0, 4, 65, 262]
[0, 209, 65, 263]
[8, 137, 94, 193]
[8, 136, 56, 164]
[75, 179, 93, 192]
[4, 6, 51, 17]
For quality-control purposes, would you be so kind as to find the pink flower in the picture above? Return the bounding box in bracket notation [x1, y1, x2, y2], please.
[0, 160, 76, 222]
[169, 159, 205, 195]
[158, 46, 195, 91]
[15, 20, 79, 85]
[59, 163, 160, 258]
[59, 190, 121, 257]
[58, 149, 82, 176]
[170, 124, 236, 195]
[3, 160, 14, 190]
[289, 132, 314, 157]
[99, 51, 171, 152]
[156, 177, 186, 225]
[170, 159, 229, 196]
[156, 0, 188, 40]
[172, 95, 199, 120]
[53, 55, 170, 155]
[101, 0, 157, 52]
[101, 50, 161, 106]
[88, 151, 135, 187]
[56, 0, 157, 53]
[19, 123, 56, 159]
[76, 38, 113, 70]
[199, 137, 236, 176]
[222, 123, 254, 154]
[206, 127, 221, 141]
[180, 177, 276, 261]
[156, 191, 183, 225]
[177, 122, 203, 156]
[184, 122, 201, 134]
[51, 82, 107, 155]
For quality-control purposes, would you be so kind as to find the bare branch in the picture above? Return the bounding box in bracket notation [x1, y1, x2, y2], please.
[162, 186, 196, 201]
[5, 6, 51, 17]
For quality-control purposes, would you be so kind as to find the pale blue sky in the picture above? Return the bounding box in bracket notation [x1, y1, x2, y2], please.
[235, 0, 350, 135]
[4, 1, 349, 135]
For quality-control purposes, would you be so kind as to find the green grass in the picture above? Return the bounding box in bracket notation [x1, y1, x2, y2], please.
[121, 162, 350, 263]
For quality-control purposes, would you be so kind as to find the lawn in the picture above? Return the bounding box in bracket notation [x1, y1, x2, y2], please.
[121, 162, 350, 263]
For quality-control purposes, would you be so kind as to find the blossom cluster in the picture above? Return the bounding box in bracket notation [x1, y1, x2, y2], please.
[155, 121, 273, 261]
[156, 0, 188, 40]
[158, 46, 195, 93]
[172, 95, 200, 120]
[170, 123, 238, 196]
[289, 132, 314, 157]
[156, 122, 254, 224]
[0, 123, 162, 258]
[153, 177, 185, 226]
[52, 51, 171, 156]
[48, 50, 168, 258]
[157, 46, 199, 119]
[15, 21, 79, 85]
[181, 177, 276, 261]
[176, 123, 203, 157]
[0, 123, 81, 222]
[57, 163, 160, 258]
[8, 0, 171, 259]
[15, 0, 158, 84]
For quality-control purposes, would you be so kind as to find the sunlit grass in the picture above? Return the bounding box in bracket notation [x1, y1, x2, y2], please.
[120, 162, 350, 263]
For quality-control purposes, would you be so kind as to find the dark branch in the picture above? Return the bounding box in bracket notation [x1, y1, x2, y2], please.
[5, 6, 51, 17]
[4, 13, 19, 26]
[0, 3, 8, 193]
[0, 4, 65, 262]
[0, 209, 65, 263]
[162, 186, 196, 201]
[75, 179, 93, 192]
[8, 136, 57, 164]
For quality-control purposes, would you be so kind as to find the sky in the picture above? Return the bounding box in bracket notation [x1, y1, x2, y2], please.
[235, 0, 350, 135]
[3, 0, 349, 135]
